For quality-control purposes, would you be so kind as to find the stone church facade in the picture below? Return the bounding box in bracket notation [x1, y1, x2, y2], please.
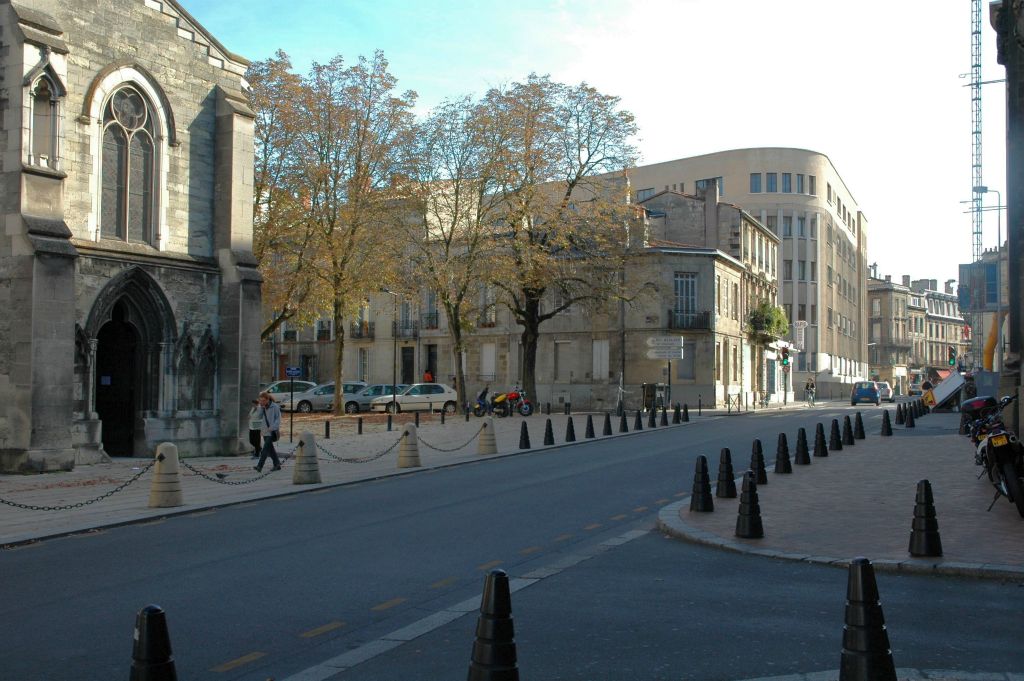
[0, 0, 262, 472]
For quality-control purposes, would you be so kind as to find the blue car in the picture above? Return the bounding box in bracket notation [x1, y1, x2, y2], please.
[850, 381, 880, 406]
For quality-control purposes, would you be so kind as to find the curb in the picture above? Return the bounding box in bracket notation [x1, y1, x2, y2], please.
[730, 669, 1022, 681]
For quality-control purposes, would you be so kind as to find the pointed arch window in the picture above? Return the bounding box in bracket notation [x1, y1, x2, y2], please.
[101, 86, 156, 244]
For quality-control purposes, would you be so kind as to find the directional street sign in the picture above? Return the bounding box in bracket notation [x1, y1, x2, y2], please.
[646, 347, 684, 360]
[646, 336, 684, 348]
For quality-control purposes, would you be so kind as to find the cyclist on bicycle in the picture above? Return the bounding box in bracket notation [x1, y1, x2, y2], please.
[804, 377, 816, 406]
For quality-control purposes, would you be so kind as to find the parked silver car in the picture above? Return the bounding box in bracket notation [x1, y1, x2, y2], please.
[280, 381, 367, 412]
[343, 383, 409, 414]
[262, 379, 317, 402]
[370, 383, 458, 413]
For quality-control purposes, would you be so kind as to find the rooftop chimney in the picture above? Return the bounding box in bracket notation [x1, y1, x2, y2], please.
[902, 275, 911, 287]
[945, 279, 955, 294]
[885, 275, 891, 283]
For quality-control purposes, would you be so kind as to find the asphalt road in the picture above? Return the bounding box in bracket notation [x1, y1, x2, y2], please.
[2, 406, 1021, 680]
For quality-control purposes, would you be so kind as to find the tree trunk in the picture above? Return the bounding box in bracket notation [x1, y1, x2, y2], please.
[332, 289, 346, 416]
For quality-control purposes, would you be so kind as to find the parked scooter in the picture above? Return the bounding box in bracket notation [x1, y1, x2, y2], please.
[472, 387, 491, 417]
[963, 394, 1024, 517]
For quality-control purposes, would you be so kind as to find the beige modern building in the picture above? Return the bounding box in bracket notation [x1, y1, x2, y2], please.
[267, 183, 782, 410]
[623, 148, 869, 399]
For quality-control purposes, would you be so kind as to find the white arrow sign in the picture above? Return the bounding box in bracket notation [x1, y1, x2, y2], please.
[646, 336, 684, 348]
[646, 347, 684, 360]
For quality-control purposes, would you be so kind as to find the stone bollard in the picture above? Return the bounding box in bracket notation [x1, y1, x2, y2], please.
[689, 455, 714, 512]
[716, 448, 737, 498]
[905, 405, 916, 428]
[829, 419, 844, 451]
[842, 415, 855, 446]
[565, 416, 576, 443]
[839, 557, 897, 681]
[794, 427, 811, 465]
[397, 423, 421, 468]
[881, 410, 893, 436]
[292, 432, 322, 484]
[585, 414, 595, 439]
[673, 403, 681, 424]
[466, 569, 519, 681]
[750, 442, 768, 485]
[774, 433, 792, 474]
[634, 409, 643, 431]
[814, 423, 829, 457]
[647, 407, 657, 429]
[660, 406, 668, 427]
[519, 421, 531, 449]
[683, 403, 690, 422]
[908, 479, 943, 557]
[543, 418, 555, 446]
[854, 412, 866, 440]
[148, 444, 183, 509]
[619, 412, 629, 433]
[735, 471, 764, 539]
[895, 403, 904, 425]
[602, 412, 612, 436]
[130, 604, 177, 681]
[477, 417, 497, 456]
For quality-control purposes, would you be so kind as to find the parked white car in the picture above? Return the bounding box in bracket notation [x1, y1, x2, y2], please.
[875, 381, 895, 402]
[370, 383, 458, 414]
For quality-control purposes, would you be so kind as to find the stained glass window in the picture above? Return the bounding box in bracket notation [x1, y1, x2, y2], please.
[100, 86, 156, 244]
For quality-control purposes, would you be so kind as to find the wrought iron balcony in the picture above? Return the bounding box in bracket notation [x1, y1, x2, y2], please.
[393, 320, 419, 339]
[422, 312, 440, 330]
[667, 310, 711, 331]
[349, 321, 375, 339]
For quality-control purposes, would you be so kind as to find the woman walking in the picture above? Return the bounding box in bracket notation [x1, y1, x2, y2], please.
[255, 391, 282, 472]
[247, 400, 263, 458]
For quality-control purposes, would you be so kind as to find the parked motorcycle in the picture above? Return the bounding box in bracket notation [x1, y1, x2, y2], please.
[963, 394, 1024, 517]
[472, 387, 491, 417]
[490, 386, 534, 417]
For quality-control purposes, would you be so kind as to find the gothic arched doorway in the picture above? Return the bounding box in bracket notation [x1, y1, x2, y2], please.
[95, 302, 139, 456]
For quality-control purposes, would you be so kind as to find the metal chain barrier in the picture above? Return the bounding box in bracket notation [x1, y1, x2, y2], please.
[417, 424, 484, 452]
[178, 459, 272, 485]
[0, 460, 156, 511]
[315, 435, 402, 464]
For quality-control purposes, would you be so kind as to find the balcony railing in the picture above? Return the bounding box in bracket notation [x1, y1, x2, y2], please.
[422, 312, 440, 330]
[667, 310, 711, 331]
[349, 321, 375, 339]
[393, 320, 419, 339]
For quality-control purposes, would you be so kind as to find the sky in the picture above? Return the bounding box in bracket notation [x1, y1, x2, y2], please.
[184, 0, 1007, 286]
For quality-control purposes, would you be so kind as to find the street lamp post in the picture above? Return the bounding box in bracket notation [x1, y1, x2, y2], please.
[973, 185, 1003, 370]
[381, 287, 400, 417]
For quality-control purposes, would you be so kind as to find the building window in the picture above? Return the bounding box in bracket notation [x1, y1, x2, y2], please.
[809, 261, 817, 281]
[796, 174, 805, 193]
[797, 216, 806, 237]
[316, 319, 332, 341]
[783, 259, 793, 280]
[592, 339, 610, 381]
[766, 215, 777, 234]
[871, 298, 881, 316]
[749, 173, 761, 193]
[798, 303, 806, 321]
[30, 77, 62, 169]
[766, 173, 777, 192]
[715, 343, 721, 381]
[358, 348, 369, 381]
[282, 323, 297, 342]
[732, 282, 739, 320]
[811, 215, 819, 239]
[673, 272, 698, 326]
[100, 86, 157, 244]
[827, 183, 833, 203]
[782, 216, 792, 237]
[784, 304, 792, 323]
[636, 188, 655, 202]
[810, 305, 817, 324]
[809, 175, 817, 195]
[782, 173, 792, 193]
[797, 260, 807, 281]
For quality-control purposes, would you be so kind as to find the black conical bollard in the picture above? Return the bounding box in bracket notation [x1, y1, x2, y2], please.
[543, 418, 554, 446]
[794, 427, 811, 465]
[585, 414, 595, 439]
[565, 416, 576, 443]
[619, 412, 628, 433]
[683, 403, 690, 422]
[647, 407, 657, 429]
[130, 604, 177, 681]
[842, 415, 855, 446]
[735, 471, 764, 539]
[908, 479, 942, 557]
[829, 419, 843, 451]
[905, 406, 916, 428]
[660, 406, 668, 427]
[854, 412, 866, 439]
[716, 448, 737, 498]
[839, 557, 897, 681]
[519, 421, 531, 449]
[634, 409, 643, 431]
[750, 441, 768, 485]
[673, 403, 681, 424]
[774, 433, 792, 474]
[467, 569, 520, 681]
[895, 403, 904, 425]
[752, 438, 763, 459]
[814, 423, 829, 457]
[689, 455, 714, 512]
[881, 410, 893, 436]
[603, 412, 613, 436]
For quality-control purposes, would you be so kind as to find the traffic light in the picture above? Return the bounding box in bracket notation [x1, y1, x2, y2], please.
[947, 346, 956, 367]
[781, 347, 790, 366]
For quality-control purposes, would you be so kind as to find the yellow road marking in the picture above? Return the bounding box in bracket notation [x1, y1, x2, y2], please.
[301, 621, 345, 638]
[210, 651, 265, 672]
[372, 598, 406, 611]
[610, 514, 628, 521]
[519, 546, 541, 555]
[584, 523, 602, 531]
[553, 533, 573, 542]
[477, 560, 502, 571]
[633, 506, 648, 513]
[430, 576, 458, 589]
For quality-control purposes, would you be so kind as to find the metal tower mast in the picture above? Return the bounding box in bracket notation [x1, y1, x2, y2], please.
[971, 0, 983, 363]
